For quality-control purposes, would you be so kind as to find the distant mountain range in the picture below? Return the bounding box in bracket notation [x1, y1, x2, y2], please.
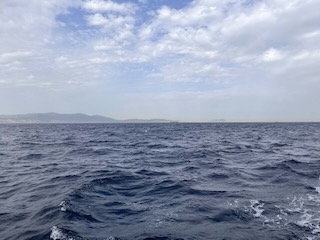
[0, 113, 174, 124]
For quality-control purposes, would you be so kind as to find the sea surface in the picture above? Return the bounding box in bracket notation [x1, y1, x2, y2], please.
[1, 123, 320, 240]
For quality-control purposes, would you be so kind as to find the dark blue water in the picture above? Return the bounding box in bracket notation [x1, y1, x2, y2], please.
[1, 123, 320, 240]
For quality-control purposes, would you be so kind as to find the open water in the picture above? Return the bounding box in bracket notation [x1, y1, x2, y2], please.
[1, 123, 320, 240]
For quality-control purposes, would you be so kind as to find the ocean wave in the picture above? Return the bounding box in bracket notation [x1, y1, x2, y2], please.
[1, 123, 320, 240]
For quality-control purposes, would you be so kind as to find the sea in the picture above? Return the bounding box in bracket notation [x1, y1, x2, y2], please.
[1, 123, 320, 240]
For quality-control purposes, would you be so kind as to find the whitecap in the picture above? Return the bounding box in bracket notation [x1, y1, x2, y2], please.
[296, 213, 314, 227]
[250, 200, 264, 217]
[106, 237, 117, 240]
[60, 201, 67, 212]
[50, 226, 74, 240]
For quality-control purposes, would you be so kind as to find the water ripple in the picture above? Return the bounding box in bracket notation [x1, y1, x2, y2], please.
[0, 123, 320, 240]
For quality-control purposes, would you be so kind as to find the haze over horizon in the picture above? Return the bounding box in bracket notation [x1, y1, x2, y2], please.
[1, 0, 320, 122]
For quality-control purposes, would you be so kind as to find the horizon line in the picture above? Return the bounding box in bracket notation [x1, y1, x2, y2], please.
[0, 112, 320, 123]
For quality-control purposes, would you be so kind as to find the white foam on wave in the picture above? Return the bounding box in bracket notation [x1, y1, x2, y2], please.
[50, 226, 74, 240]
[296, 212, 320, 239]
[289, 196, 305, 213]
[297, 212, 314, 227]
[228, 180, 320, 240]
[60, 201, 67, 212]
[50, 225, 118, 240]
[293, 177, 320, 238]
[227, 199, 239, 208]
[250, 200, 265, 217]
[275, 192, 320, 239]
[259, 177, 320, 239]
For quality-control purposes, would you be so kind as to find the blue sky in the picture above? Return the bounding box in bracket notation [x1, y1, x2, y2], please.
[1, 0, 320, 121]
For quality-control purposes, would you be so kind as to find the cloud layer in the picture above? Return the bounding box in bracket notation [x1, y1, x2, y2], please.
[1, 0, 320, 121]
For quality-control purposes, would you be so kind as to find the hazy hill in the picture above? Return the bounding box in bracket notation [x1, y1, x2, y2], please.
[0, 113, 172, 123]
[0, 113, 117, 123]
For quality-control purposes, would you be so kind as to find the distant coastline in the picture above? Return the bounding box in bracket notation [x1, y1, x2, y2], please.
[0, 113, 175, 124]
[1, 113, 319, 124]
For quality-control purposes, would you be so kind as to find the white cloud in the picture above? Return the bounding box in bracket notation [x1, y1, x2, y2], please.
[148, 60, 230, 83]
[82, 0, 138, 59]
[262, 48, 284, 62]
[86, 13, 110, 26]
[1, 0, 320, 120]
[0, 0, 79, 48]
[82, 0, 136, 14]
[135, 0, 320, 83]
[0, 51, 33, 63]
[1, 0, 320, 85]
[292, 50, 320, 61]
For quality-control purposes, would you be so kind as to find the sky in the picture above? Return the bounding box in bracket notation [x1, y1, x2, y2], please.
[0, 0, 320, 122]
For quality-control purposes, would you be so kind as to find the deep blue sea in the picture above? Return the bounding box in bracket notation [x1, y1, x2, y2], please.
[1, 123, 320, 240]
